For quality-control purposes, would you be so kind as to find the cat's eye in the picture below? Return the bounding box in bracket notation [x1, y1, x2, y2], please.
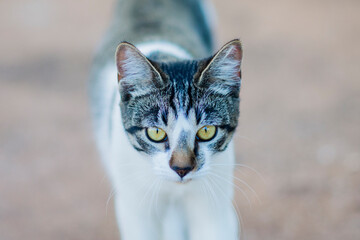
[196, 125, 217, 141]
[146, 127, 167, 142]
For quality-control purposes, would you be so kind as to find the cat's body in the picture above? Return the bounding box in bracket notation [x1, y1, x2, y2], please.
[89, 0, 242, 239]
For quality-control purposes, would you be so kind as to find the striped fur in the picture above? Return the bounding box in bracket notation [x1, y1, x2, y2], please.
[88, 1, 243, 240]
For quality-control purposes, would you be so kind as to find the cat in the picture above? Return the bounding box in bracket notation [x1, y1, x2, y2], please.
[89, 0, 243, 239]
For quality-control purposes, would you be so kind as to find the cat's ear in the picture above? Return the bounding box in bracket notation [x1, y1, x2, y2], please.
[196, 39, 242, 96]
[115, 42, 165, 101]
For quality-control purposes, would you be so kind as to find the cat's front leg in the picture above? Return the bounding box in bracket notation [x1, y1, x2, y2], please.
[185, 185, 239, 240]
[114, 196, 160, 240]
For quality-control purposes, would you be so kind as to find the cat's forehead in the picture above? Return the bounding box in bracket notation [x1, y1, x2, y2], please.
[122, 59, 239, 131]
[157, 60, 200, 81]
[154, 60, 200, 116]
[167, 108, 196, 129]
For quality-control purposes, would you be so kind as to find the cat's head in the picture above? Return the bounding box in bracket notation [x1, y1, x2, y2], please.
[115, 40, 242, 183]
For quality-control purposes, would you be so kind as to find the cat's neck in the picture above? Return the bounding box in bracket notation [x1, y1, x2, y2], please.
[136, 41, 193, 61]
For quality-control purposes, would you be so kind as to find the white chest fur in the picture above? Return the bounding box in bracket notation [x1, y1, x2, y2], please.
[93, 45, 239, 240]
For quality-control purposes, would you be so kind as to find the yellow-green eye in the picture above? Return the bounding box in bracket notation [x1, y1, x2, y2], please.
[196, 125, 217, 141]
[146, 127, 167, 142]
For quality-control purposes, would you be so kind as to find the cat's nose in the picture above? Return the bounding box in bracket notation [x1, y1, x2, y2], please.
[171, 166, 194, 178]
[169, 149, 196, 178]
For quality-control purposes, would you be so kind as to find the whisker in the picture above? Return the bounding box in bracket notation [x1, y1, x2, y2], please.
[208, 171, 252, 208]
[207, 176, 243, 238]
[148, 179, 160, 217]
[207, 176, 229, 203]
[232, 195, 245, 240]
[203, 178, 218, 208]
[232, 175, 262, 204]
[138, 178, 158, 213]
[106, 187, 116, 216]
[210, 167, 261, 204]
[210, 163, 265, 183]
[154, 179, 163, 218]
[104, 168, 151, 215]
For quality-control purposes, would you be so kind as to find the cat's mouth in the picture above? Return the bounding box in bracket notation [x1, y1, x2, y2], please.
[176, 178, 192, 184]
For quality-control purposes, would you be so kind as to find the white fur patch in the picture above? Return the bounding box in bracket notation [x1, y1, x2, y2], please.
[171, 114, 193, 146]
[136, 41, 193, 60]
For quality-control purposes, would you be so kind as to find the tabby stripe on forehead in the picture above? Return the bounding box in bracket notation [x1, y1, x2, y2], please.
[195, 107, 202, 125]
[185, 83, 193, 115]
[161, 108, 168, 125]
[169, 85, 178, 118]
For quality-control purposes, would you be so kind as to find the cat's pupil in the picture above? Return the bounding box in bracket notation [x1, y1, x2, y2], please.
[156, 128, 159, 134]
[204, 127, 208, 133]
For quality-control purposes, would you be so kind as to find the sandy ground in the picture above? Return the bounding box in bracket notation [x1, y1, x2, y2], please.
[0, 0, 359, 239]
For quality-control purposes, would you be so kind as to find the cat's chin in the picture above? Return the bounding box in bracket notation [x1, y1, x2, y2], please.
[176, 178, 192, 184]
[160, 175, 193, 184]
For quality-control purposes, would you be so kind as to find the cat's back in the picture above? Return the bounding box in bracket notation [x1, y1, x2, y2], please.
[95, 0, 214, 63]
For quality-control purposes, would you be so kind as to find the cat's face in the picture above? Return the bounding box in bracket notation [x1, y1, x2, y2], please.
[116, 40, 242, 183]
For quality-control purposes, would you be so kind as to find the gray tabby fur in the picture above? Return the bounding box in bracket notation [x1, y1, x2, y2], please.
[90, 0, 215, 141]
[89, 0, 243, 240]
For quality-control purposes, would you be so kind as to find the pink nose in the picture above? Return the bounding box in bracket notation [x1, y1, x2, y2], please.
[171, 166, 194, 178]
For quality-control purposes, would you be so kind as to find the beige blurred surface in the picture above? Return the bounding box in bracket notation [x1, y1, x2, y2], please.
[0, 0, 359, 239]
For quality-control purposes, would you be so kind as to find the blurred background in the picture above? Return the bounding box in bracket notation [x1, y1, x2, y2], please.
[0, 0, 359, 239]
